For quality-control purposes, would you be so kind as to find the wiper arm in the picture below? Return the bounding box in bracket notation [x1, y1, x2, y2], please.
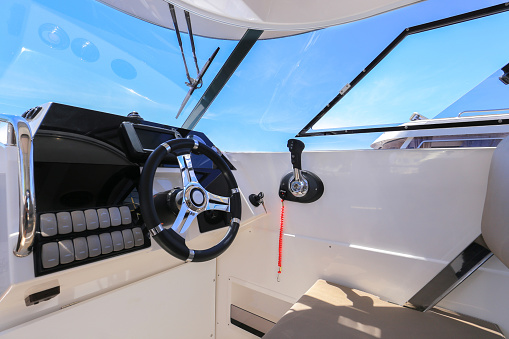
[176, 47, 220, 119]
[169, 4, 194, 86]
[185, 11, 201, 87]
[168, 4, 218, 119]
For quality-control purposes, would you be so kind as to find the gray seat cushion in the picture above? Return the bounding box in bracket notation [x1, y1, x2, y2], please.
[482, 137, 509, 270]
[263, 280, 504, 339]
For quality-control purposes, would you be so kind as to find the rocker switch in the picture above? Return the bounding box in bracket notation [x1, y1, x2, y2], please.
[56, 212, 72, 234]
[40, 213, 57, 237]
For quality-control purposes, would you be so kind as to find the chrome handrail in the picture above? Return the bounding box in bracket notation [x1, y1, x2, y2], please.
[0, 115, 36, 257]
[458, 108, 509, 117]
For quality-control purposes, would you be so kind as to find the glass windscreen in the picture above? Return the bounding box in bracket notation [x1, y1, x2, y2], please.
[311, 9, 509, 132]
[0, 0, 236, 125]
[194, 0, 507, 151]
[434, 68, 509, 119]
[2, 0, 508, 152]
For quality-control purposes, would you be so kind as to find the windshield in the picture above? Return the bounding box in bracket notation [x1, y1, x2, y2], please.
[434, 67, 509, 119]
[310, 8, 509, 132]
[193, 0, 509, 151]
[1, 0, 508, 152]
[0, 0, 236, 124]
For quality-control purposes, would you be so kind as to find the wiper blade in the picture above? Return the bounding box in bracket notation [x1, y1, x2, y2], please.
[168, 4, 193, 86]
[176, 47, 220, 119]
[185, 11, 201, 85]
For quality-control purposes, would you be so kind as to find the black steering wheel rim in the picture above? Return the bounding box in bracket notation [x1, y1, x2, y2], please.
[139, 138, 241, 262]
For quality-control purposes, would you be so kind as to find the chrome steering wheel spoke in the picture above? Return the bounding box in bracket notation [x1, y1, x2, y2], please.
[171, 203, 198, 235]
[177, 154, 198, 186]
[206, 192, 230, 212]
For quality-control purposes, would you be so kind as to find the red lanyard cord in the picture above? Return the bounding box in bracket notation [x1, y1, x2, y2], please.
[278, 199, 285, 280]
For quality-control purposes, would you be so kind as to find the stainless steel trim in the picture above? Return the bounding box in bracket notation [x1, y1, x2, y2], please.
[231, 188, 240, 194]
[458, 108, 509, 117]
[205, 191, 230, 212]
[177, 154, 198, 186]
[171, 205, 198, 234]
[405, 236, 492, 311]
[0, 115, 37, 257]
[422, 252, 493, 312]
[149, 223, 165, 236]
[289, 169, 309, 198]
[293, 168, 302, 182]
[193, 139, 199, 150]
[161, 142, 171, 153]
[186, 249, 195, 262]
[232, 218, 241, 224]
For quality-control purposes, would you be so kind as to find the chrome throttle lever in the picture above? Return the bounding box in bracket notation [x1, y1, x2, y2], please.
[279, 139, 324, 203]
[287, 139, 309, 197]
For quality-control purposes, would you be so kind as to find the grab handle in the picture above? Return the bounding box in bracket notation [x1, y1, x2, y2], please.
[0, 115, 36, 257]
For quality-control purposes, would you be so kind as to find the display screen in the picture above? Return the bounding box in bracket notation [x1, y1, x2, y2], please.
[135, 127, 176, 151]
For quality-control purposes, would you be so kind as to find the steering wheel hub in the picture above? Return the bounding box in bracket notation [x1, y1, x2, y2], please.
[186, 185, 207, 211]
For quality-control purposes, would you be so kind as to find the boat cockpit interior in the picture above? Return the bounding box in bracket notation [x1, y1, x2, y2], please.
[1, 0, 509, 338]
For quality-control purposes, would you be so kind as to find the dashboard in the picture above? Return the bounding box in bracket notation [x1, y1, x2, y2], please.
[26, 103, 232, 276]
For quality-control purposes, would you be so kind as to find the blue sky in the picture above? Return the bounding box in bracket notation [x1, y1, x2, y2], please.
[0, 0, 508, 152]
[197, 0, 509, 151]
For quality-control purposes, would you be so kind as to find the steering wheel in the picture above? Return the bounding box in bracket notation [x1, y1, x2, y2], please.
[139, 138, 241, 262]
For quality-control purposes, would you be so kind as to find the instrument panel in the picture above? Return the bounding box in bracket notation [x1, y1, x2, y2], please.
[30, 103, 232, 275]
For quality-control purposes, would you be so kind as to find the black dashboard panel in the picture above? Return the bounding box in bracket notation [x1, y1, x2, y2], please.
[34, 130, 139, 212]
[31, 103, 232, 275]
[37, 103, 214, 163]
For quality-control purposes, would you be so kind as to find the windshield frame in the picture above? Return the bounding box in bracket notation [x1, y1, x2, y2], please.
[297, 2, 509, 137]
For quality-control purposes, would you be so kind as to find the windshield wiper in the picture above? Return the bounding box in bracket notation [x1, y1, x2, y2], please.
[176, 47, 219, 119]
[185, 11, 201, 87]
[168, 4, 219, 119]
[169, 4, 193, 87]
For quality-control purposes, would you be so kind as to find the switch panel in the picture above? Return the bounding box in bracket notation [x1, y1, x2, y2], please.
[34, 205, 150, 276]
